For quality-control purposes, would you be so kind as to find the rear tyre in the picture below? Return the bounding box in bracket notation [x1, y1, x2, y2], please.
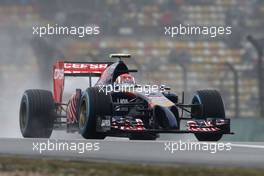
[191, 90, 225, 141]
[79, 87, 112, 139]
[19, 89, 55, 138]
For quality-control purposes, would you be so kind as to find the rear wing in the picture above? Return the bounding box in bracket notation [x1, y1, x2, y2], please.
[53, 61, 113, 103]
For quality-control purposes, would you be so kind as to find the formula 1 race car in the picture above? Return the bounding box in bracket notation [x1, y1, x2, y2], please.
[19, 54, 232, 141]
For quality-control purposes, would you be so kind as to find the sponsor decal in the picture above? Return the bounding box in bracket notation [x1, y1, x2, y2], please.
[54, 69, 64, 79]
[64, 63, 108, 74]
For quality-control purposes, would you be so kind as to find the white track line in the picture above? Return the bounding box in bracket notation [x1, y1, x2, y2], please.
[231, 144, 264, 149]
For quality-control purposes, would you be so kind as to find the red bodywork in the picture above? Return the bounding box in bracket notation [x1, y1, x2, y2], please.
[52, 61, 112, 104]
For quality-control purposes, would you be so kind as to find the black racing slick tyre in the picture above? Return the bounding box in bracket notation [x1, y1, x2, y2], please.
[19, 89, 55, 138]
[191, 90, 225, 141]
[79, 87, 112, 139]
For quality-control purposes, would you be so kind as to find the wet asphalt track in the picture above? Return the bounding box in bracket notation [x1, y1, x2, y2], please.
[0, 138, 264, 168]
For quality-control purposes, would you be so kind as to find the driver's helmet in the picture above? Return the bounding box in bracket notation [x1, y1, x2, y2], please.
[115, 73, 135, 85]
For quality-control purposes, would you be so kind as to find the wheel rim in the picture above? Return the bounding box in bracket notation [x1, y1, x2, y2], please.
[79, 101, 87, 129]
[20, 102, 27, 130]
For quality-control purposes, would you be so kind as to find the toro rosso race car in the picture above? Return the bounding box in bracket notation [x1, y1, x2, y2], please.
[19, 54, 232, 141]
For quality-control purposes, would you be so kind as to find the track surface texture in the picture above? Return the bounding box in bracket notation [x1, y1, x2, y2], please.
[0, 138, 263, 168]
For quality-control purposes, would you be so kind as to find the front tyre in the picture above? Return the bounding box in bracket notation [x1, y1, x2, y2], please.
[19, 89, 55, 138]
[191, 90, 225, 141]
[79, 87, 112, 139]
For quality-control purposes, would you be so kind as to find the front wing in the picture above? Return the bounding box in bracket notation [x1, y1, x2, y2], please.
[110, 118, 232, 135]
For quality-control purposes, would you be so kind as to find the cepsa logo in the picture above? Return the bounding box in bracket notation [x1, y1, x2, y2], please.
[64, 63, 108, 73]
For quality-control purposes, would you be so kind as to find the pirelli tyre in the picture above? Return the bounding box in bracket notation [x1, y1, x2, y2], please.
[191, 90, 225, 141]
[19, 89, 55, 138]
[79, 87, 112, 139]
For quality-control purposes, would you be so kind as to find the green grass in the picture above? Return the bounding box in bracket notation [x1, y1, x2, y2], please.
[0, 156, 263, 176]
